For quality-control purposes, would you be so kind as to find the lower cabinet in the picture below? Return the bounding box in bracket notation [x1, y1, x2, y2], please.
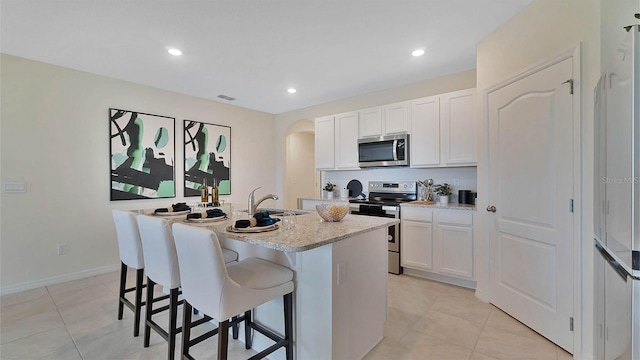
[401, 220, 433, 271]
[401, 206, 474, 285]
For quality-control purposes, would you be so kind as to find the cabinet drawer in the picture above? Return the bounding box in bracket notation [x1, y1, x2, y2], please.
[401, 207, 433, 222]
[435, 211, 473, 226]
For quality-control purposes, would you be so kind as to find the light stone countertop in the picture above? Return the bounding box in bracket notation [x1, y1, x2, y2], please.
[401, 201, 476, 211]
[136, 208, 398, 253]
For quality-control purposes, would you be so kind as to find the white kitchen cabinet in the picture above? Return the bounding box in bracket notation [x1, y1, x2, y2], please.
[401, 220, 433, 271]
[334, 112, 360, 169]
[409, 95, 441, 167]
[314, 113, 359, 170]
[441, 88, 476, 166]
[410, 88, 476, 168]
[358, 102, 409, 138]
[401, 206, 475, 285]
[433, 210, 474, 280]
[384, 101, 410, 135]
[315, 116, 335, 170]
[358, 107, 383, 138]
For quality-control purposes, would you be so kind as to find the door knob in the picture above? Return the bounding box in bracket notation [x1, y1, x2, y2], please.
[486, 205, 497, 213]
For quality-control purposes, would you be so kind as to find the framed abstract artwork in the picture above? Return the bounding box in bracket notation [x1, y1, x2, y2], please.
[110, 108, 176, 200]
[184, 120, 231, 196]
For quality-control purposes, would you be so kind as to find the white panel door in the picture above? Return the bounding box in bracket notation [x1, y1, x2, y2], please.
[410, 96, 441, 167]
[487, 57, 574, 352]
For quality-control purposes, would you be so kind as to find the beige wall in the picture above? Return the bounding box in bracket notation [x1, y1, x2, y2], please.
[476, 0, 637, 358]
[274, 69, 477, 203]
[0, 54, 277, 292]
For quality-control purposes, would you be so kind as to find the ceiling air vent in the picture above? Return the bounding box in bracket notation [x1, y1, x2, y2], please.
[217, 94, 236, 101]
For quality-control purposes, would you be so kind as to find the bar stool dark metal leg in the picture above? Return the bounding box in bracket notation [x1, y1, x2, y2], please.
[218, 320, 229, 360]
[168, 288, 179, 360]
[117, 262, 127, 320]
[232, 315, 239, 339]
[144, 277, 155, 348]
[133, 268, 144, 336]
[284, 293, 293, 360]
[182, 301, 193, 360]
[244, 310, 252, 349]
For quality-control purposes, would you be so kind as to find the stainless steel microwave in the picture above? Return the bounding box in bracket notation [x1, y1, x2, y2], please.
[358, 134, 409, 168]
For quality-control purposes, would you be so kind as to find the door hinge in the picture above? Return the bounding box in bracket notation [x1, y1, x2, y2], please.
[570, 199, 574, 213]
[570, 317, 574, 331]
[562, 79, 574, 94]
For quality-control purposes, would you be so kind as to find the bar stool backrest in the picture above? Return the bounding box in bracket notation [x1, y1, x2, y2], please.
[112, 210, 144, 270]
[136, 214, 181, 289]
[172, 223, 229, 319]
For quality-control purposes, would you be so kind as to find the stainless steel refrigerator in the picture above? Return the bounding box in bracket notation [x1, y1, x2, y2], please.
[594, 24, 640, 360]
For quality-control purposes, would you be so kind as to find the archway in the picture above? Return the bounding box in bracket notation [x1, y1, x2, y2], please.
[284, 120, 318, 209]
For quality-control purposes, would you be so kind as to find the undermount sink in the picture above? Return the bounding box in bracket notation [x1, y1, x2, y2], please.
[259, 208, 308, 216]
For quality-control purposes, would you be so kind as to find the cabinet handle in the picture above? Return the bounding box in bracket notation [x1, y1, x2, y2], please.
[486, 205, 497, 213]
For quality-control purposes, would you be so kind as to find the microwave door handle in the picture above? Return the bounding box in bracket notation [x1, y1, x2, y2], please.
[392, 140, 398, 161]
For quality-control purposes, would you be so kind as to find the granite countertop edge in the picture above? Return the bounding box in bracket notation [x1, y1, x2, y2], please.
[401, 202, 476, 211]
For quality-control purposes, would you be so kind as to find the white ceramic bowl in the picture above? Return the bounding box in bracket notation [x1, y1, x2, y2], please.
[315, 204, 349, 222]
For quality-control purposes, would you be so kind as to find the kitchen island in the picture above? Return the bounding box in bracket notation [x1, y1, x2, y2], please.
[139, 207, 398, 360]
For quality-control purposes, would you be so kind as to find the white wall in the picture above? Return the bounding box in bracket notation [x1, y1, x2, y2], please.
[475, 0, 637, 358]
[285, 131, 316, 209]
[274, 69, 477, 206]
[0, 54, 277, 293]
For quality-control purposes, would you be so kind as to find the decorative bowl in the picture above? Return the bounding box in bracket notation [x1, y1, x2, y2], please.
[316, 204, 349, 222]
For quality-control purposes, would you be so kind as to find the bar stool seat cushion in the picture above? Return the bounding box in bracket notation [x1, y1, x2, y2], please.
[227, 258, 293, 290]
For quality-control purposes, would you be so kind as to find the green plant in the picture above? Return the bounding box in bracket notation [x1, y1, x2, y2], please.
[323, 182, 336, 192]
[433, 183, 452, 196]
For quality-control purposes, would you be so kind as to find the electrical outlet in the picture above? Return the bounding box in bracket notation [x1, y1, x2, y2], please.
[57, 244, 67, 255]
[452, 179, 460, 187]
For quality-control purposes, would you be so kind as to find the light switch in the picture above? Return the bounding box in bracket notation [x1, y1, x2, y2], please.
[3, 182, 27, 193]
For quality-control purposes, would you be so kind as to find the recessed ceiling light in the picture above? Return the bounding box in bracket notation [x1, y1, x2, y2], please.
[287, 88, 297, 94]
[168, 48, 182, 56]
[412, 49, 425, 57]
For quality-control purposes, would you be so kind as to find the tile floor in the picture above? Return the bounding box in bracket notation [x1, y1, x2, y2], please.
[0, 270, 573, 359]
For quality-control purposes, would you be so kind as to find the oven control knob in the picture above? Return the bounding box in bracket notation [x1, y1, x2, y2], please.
[388, 235, 393, 241]
[403, 184, 407, 188]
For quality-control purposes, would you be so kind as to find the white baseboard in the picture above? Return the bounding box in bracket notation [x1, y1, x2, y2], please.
[0, 263, 120, 295]
[403, 267, 477, 289]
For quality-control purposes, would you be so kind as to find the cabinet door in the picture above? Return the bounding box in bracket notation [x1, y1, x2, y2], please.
[335, 112, 360, 169]
[410, 96, 441, 167]
[434, 224, 473, 280]
[384, 102, 409, 135]
[401, 220, 433, 271]
[315, 116, 335, 170]
[441, 88, 476, 165]
[359, 107, 383, 138]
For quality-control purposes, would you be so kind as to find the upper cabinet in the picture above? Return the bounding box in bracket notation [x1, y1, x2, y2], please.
[316, 88, 476, 170]
[441, 88, 476, 166]
[315, 116, 336, 170]
[410, 95, 441, 167]
[410, 88, 476, 168]
[359, 102, 409, 138]
[315, 112, 359, 171]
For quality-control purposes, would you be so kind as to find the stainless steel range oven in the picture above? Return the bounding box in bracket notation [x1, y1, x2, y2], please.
[349, 181, 417, 274]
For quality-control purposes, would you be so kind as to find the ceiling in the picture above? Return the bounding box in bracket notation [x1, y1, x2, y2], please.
[1, 0, 533, 114]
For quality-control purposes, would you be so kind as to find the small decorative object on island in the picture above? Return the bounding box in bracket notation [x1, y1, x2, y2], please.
[316, 204, 349, 222]
[433, 183, 453, 204]
[323, 182, 336, 200]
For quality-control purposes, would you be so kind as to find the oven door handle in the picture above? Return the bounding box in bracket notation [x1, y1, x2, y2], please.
[392, 140, 398, 161]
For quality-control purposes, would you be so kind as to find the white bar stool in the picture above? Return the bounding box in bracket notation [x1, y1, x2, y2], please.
[136, 215, 239, 360]
[112, 209, 149, 337]
[172, 223, 294, 360]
